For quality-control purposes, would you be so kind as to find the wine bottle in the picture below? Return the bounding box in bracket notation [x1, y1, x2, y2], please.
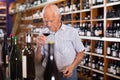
[1, 33, 9, 79]
[0, 44, 5, 80]
[2, 34, 8, 67]
[116, 61, 120, 76]
[44, 42, 60, 80]
[22, 33, 35, 80]
[0, 65, 5, 80]
[10, 36, 22, 80]
[111, 43, 117, 57]
[8, 34, 14, 56]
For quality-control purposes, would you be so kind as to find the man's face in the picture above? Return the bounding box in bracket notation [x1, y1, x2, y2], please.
[43, 12, 61, 32]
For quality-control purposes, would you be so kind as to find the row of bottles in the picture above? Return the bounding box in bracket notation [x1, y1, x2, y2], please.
[74, 21, 120, 38]
[1, 33, 35, 80]
[95, 41, 104, 55]
[82, 0, 90, 9]
[81, 54, 104, 71]
[77, 66, 104, 80]
[106, 22, 120, 38]
[107, 42, 120, 58]
[107, 59, 120, 76]
[92, 57, 104, 71]
[79, 23, 91, 36]
[92, 0, 103, 6]
[1, 33, 60, 80]
[77, 67, 91, 78]
[91, 22, 104, 37]
[82, 40, 120, 58]
[107, 4, 120, 18]
[79, 22, 103, 37]
[11, 0, 47, 12]
[92, 73, 104, 80]
[83, 40, 91, 52]
[81, 54, 91, 67]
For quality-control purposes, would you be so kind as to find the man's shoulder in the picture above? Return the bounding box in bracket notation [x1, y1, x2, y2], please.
[62, 24, 76, 31]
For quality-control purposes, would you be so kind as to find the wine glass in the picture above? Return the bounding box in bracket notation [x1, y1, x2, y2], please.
[40, 26, 50, 37]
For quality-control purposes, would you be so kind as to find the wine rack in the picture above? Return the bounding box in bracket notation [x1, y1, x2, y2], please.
[0, 2, 7, 40]
[10, 0, 120, 80]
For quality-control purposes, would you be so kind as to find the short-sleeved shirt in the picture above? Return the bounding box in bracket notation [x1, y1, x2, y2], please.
[41, 24, 84, 71]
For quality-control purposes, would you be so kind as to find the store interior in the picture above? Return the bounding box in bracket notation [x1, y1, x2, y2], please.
[0, 0, 120, 80]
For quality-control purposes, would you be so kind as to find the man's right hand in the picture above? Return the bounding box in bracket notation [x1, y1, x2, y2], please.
[36, 35, 47, 47]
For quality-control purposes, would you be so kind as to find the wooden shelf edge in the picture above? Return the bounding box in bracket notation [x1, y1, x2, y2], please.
[10, 0, 65, 14]
[106, 73, 120, 79]
[80, 36, 120, 42]
[106, 2, 120, 7]
[106, 56, 120, 61]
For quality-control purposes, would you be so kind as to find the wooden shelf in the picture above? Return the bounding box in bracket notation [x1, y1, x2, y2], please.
[92, 19, 104, 21]
[0, 14, 6, 17]
[106, 73, 120, 79]
[80, 9, 90, 12]
[106, 56, 120, 61]
[78, 64, 91, 70]
[0, 6, 6, 9]
[92, 69, 104, 74]
[84, 52, 91, 55]
[106, 1, 120, 7]
[106, 18, 120, 21]
[92, 53, 104, 58]
[91, 4, 104, 9]
[80, 36, 120, 42]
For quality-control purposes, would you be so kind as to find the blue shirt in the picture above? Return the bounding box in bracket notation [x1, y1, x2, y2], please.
[41, 24, 84, 71]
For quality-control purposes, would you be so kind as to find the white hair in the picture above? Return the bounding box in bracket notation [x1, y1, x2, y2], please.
[41, 4, 61, 18]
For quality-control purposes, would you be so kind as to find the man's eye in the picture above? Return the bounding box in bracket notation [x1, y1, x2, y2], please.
[50, 20, 53, 22]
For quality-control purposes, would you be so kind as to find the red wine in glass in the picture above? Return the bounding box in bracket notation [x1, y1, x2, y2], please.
[43, 33, 50, 37]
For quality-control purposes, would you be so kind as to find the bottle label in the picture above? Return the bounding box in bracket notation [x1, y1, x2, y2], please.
[116, 67, 119, 74]
[22, 56, 27, 78]
[92, 64, 95, 68]
[119, 52, 120, 58]
[6, 55, 8, 64]
[107, 47, 110, 55]
[51, 76, 55, 80]
[112, 51, 116, 57]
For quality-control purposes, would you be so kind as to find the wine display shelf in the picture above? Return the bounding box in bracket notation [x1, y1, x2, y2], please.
[10, 0, 120, 80]
[0, 2, 7, 39]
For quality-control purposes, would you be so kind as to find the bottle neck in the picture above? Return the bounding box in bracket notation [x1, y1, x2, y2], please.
[11, 37, 13, 45]
[48, 43, 54, 60]
[26, 33, 31, 48]
[13, 39, 18, 46]
[26, 42, 32, 48]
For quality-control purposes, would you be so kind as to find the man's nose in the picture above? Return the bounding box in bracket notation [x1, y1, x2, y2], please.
[46, 21, 52, 26]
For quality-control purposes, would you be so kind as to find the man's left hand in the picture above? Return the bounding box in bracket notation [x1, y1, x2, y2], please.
[63, 64, 74, 78]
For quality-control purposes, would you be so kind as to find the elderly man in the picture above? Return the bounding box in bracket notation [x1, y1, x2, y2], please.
[35, 4, 84, 80]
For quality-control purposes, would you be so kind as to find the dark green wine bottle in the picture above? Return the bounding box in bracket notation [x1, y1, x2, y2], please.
[2, 33, 8, 67]
[22, 33, 35, 80]
[2, 33, 9, 79]
[0, 64, 4, 80]
[44, 42, 60, 80]
[10, 36, 22, 80]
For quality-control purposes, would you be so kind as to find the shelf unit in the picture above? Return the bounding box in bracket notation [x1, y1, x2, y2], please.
[0, 2, 7, 39]
[10, 0, 120, 80]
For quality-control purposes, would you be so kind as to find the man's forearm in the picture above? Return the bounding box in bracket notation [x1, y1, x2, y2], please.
[35, 46, 43, 63]
[72, 51, 84, 69]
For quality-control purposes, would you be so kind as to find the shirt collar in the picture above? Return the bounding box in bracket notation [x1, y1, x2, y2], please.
[59, 23, 66, 31]
[50, 23, 66, 34]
